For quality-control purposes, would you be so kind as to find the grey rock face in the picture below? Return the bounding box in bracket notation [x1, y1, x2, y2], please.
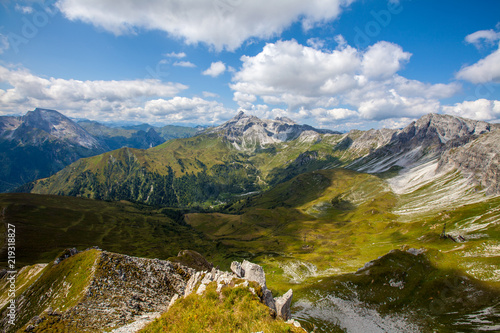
[275, 289, 293, 321]
[185, 259, 292, 321]
[262, 288, 276, 312]
[230, 261, 244, 278]
[241, 260, 267, 289]
[208, 111, 338, 150]
[350, 113, 493, 173]
[438, 129, 500, 195]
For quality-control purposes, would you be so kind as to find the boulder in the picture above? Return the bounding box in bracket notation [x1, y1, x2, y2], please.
[230, 261, 244, 277]
[275, 289, 293, 321]
[241, 260, 267, 289]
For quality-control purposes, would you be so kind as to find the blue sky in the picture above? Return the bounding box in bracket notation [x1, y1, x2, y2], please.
[0, 0, 499, 130]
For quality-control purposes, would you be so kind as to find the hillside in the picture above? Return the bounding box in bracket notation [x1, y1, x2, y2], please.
[0, 249, 305, 332]
[0, 249, 192, 332]
[25, 113, 500, 210]
[0, 108, 200, 193]
[0, 193, 222, 268]
[4, 112, 500, 332]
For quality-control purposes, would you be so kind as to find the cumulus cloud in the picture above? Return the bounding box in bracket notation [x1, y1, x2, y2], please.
[0, 65, 232, 124]
[164, 52, 186, 58]
[173, 61, 196, 68]
[456, 47, 500, 83]
[231, 39, 460, 121]
[361, 41, 411, 79]
[442, 99, 500, 121]
[56, 0, 353, 51]
[202, 61, 226, 77]
[457, 27, 500, 84]
[465, 29, 500, 49]
[142, 97, 234, 123]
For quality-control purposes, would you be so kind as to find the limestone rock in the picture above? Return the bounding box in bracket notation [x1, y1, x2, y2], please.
[262, 288, 276, 312]
[275, 289, 293, 321]
[230, 261, 244, 278]
[241, 260, 267, 289]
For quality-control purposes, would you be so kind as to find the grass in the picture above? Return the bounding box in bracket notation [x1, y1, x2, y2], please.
[140, 282, 304, 333]
[295, 249, 500, 332]
[0, 193, 223, 269]
[0, 249, 100, 332]
[3, 161, 500, 331]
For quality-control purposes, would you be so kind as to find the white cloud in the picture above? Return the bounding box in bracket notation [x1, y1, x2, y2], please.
[456, 47, 500, 83]
[457, 26, 500, 84]
[202, 91, 219, 98]
[142, 97, 234, 124]
[231, 39, 459, 122]
[307, 37, 325, 49]
[232, 39, 360, 99]
[56, 0, 354, 51]
[361, 41, 411, 79]
[202, 61, 226, 77]
[465, 29, 500, 49]
[442, 99, 500, 121]
[164, 52, 186, 58]
[0, 34, 9, 54]
[173, 61, 196, 68]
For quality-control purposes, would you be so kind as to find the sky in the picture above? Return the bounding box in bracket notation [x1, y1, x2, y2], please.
[0, 0, 500, 130]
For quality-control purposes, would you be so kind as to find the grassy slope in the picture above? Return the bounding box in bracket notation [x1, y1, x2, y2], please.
[28, 130, 372, 203]
[186, 168, 500, 294]
[187, 169, 401, 286]
[0, 249, 100, 332]
[30, 134, 234, 194]
[0, 193, 222, 268]
[140, 282, 304, 333]
[295, 250, 500, 332]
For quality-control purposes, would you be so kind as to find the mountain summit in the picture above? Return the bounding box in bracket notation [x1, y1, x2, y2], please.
[209, 111, 339, 150]
[0, 108, 106, 192]
[17, 108, 102, 149]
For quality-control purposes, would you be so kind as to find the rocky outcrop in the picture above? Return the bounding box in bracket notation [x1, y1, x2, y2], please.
[240, 260, 267, 289]
[183, 259, 293, 321]
[9, 249, 194, 333]
[275, 289, 293, 321]
[437, 129, 500, 195]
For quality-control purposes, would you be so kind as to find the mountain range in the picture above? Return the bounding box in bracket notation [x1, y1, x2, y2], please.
[0, 108, 199, 192]
[24, 111, 500, 211]
[2, 111, 500, 332]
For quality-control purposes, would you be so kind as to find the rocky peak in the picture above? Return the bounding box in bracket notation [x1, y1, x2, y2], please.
[210, 112, 337, 151]
[412, 113, 490, 144]
[18, 108, 102, 149]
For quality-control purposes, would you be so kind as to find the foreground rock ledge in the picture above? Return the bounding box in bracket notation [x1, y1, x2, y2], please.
[3, 249, 299, 333]
[183, 259, 294, 321]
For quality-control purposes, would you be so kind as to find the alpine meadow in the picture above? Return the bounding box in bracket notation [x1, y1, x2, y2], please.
[1, 1, 500, 332]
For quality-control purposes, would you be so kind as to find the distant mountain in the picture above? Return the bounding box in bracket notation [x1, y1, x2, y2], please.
[0, 108, 106, 192]
[78, 120, 165, 150]
[79, 120, 200, 149]
[0, 108, 202, 192]
[25, 112, 500, 209]
[209, 111, 340, 150]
